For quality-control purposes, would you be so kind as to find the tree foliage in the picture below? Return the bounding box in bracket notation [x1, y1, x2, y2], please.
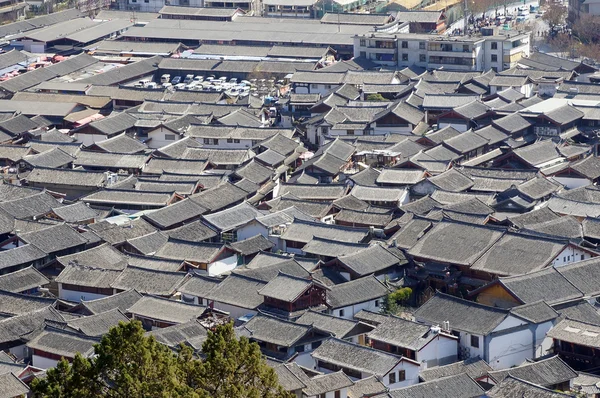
[381, 287, 413, 315]
[31, 321, 292, 398]
[365, 93, 387, 102]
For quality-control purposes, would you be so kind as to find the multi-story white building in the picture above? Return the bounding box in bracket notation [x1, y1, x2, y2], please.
[353, 29, 530, 72]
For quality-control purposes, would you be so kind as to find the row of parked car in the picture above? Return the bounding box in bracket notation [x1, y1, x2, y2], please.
[133, 74, 256, 96]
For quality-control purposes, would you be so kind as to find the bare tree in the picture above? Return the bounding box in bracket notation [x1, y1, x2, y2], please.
[542, 3, 567, 27]
[573, 14, 600, 43]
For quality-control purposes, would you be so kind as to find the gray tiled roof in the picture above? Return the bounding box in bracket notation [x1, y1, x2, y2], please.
[202, 201, 263, 232]
[127, 295, 205, 324]
[143, 198, 208, 229]
[296, 310, 369, 339]
[485, 375, 574, 398]
[55, 264, 122, 289]
[388, 373, 485, 398]
[0, 372, 29, 397]
[57, 242, 128, 270]
[241, 312, 319, 347]
[27, 328, 98, 358]
[311, 338, 404, 377]
[488, 355, 577, 387]
[337, 243, 404, 276]
[66, 308, 129, 336]
[20, 223, 87, 254]
[148, 319, 208, 350]
[471, 232, 567, 276]
[0, 290, 56, 316]
[367, 314, 436, 351]
[0, 266, 49, 293]
[414, 292, 509, 335]
[258, 272, 313, 302]
[80, 289, 143, 315]
[111, 266, 188, 296]
[419, 356, 492, 382]
[327, 275, 389, 308]
[0, 191, 62, 219]
[281, 219, 369, 244]
[408, 220, 504, 266]
[498, 267, 583, 305]
[206, 274, 266, 309]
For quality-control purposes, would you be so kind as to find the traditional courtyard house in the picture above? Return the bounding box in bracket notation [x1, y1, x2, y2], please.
[240, 313, 332, 367]
[437, 101, 494, 132]
[0, 266, 49, 294]
[258, 272, 329, 320]
[414, 292, 557, 369]
[366, 314, 458, 368]
[547, 318, 600, 373]
[177, 273, 221, 307]
[280, 219, 370, 254]
[55, 264, 121, 302]
[311, 338, 420, 389]
[482, 355, 577, 392]
[325, 243, 407, 281]
[550, 155, 600, 189]
[202, 201, 263, 242]
[385, 373, 485, 398]
[205, 274, 267, 320]
[406, 219, 505, 290]
[153, 239, 237, 276]
[27, 327, 98, 369]
[327, 275, 390, 319]
[69, 289, 143, 316]
[295, 310, 374, 345]
[127, 295, 206, 330]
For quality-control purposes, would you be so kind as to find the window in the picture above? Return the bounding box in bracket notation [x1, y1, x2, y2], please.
[375, 300, 380, 307]
[164, 134, 176, 141]
[339, 309, 345, 317]
[389, 372, 396, 384]
[319, 394, 326, 398]
[419, 54, 426, 62]
[398, 370, 406, 381]
[311, 84, 319, 89]
[213, 139, 219, 145]
[463, 44, 469, 52]
[203, 138, 210, 145]
[402, 53, 408, 61]
[144, 0, 148, 3]
[491, 54, 498, 62]
[227, 138, 233, 143]
[360, 51, 366, 58]
[360, 39, 366, 47]
[582, 255, 585, 260]
[347, 130, 354, 135]
[471, 335, 479, 348]
[491, 41, 498, 50]
[335, 391, 341, 398]
[234, 139, 240, 143]
[325, 85, 332, 89]
[401, 41, 408, 48]
[294, 345, 305, 353]
[419, 41, 425, 50]
[321, 126, 329, 135]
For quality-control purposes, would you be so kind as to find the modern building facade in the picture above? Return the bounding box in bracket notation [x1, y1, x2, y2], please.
[353, 30, 530, 72]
